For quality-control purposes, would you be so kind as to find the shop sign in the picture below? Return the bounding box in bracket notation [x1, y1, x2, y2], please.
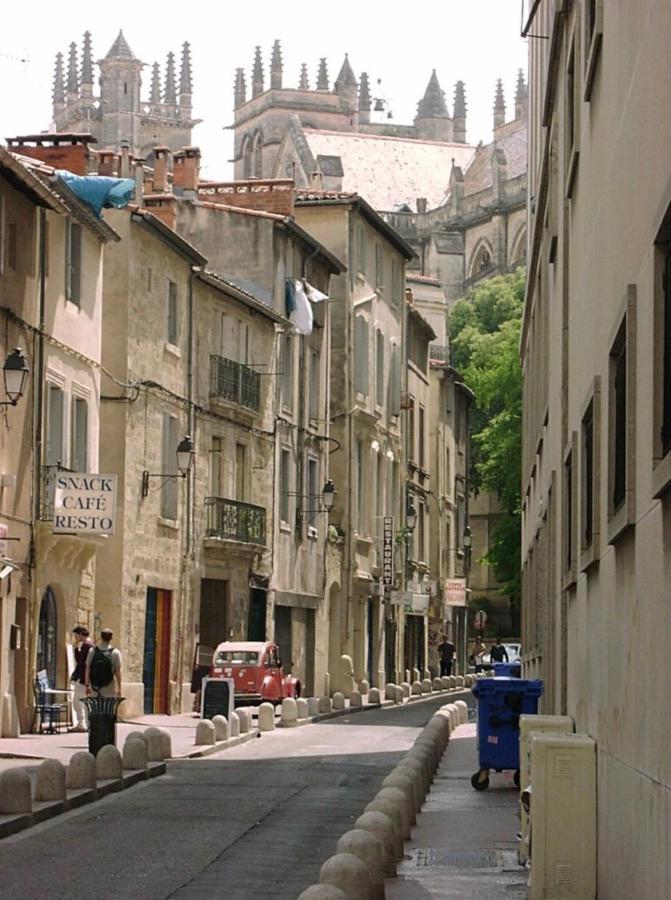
[382, 516, 394, 586]
[411, 592, 429, 613]
[389, 590, 412, 605]
[53, 474, 117, 535]
[444, 578, 467, 607]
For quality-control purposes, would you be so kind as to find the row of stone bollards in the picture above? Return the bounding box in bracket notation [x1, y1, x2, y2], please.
[0, 727, 172, 837]
[296, 700, 470, 899]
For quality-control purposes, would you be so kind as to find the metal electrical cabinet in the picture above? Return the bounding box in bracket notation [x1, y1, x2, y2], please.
[528, 733, 597, 900]
[518, 715, 574, 865]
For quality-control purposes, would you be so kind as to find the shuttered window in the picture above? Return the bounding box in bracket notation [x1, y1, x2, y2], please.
[46, 384, 64, 466]
[161, 414, 179, 519]
[71, 396, 88, 472]
[354, 316, 369, 396]
[375, 329, 385, 407]
[309, 349, 320, 419]
[389, 342, 401, 416]
[167, 280, 178, 344]
[65, 220, 82, 305]
[280, 448, 291, 523]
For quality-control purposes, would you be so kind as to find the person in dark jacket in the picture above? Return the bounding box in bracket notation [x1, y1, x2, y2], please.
[438, 634, 456, 677]
[489, 637, 509, 663]
[70, 626, 94, 732]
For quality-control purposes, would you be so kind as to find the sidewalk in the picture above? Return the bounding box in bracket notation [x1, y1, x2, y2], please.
[385, 722, 528, 899]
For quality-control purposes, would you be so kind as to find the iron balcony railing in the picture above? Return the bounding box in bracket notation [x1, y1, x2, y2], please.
[40, 463, 75, 520]
[210, 355, 260, 411]
[204, 497, 266, 545]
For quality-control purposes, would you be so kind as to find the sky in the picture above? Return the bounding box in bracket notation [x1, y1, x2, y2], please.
[1, 0, 528, 180]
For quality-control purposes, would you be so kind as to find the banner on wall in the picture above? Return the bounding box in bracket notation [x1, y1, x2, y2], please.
[444, 578, 467, 607]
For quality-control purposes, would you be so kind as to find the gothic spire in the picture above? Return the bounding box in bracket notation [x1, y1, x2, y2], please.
[234, 67, 247, 108]
[52, 52, 65, 106]
[164, 51, 177, 105]
[416, 70, 449, 118]
[270, 39, 282, 90]
[493, 78, 506, 128]
[453, 80, 467, 143]
[299, 63, 309, 90]
[80, 31, 93, 84]
[359, 72, 371, 111]
[316, 58, 329, 91]
[252, 46, 264, 97]
[334, 53, 357, 93]
[180, 42, 193, 96]
[105, 30, 135, 61]
[515, 68, 528, 118]
[67, 41, 78, 96]
[150, 62, 161, 104]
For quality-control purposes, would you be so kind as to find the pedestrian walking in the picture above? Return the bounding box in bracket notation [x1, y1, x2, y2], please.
[438, 633, 456, 677]
[489, 637, 509, 663]
[85, 628, 123, 698]
[69, 625, 94, 732]
[470, 636, 488, 672]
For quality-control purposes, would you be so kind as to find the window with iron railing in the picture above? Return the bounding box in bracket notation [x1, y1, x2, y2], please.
[210, 355, 260, 411]
[204, 497, 266, 545]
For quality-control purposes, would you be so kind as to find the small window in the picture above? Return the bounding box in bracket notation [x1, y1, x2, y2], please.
[563, 448, 574, 573]
[281, 332, 293, 411]
[357, 225, 367, 276]
[161, 414, 179, 519]
[46, 384, 65, 466]
[235, 443, 247, 502]
[375, 330, 384, 406]
[389, 343, 401, 416]
[354, 317, 369, 396]
[610, 320, 627, 512]
[65, 220, 82, 305]
[375, 243, 384, 290]
[581, 400, 594, 548]
[71, 396, 88, 472]
[307, 456, 318, 529]
[584, 0, 603, 101]
[408, 399, 416, 463]
[309, 349, 320, 419]
[280, 448, 291, 524]
[210, 436, 223, 497]
[418, 405, 426, 468]
[167, 280, 178, 344]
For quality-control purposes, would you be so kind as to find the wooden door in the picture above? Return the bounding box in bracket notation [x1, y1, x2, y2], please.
[143, 588, 172, 714]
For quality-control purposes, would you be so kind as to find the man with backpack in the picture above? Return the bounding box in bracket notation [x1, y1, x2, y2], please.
[85, 628, 123, 698]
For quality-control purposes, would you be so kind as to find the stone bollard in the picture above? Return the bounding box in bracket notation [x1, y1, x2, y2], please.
[144, 727, 166, 761]
[368, 687, 381, 705]
[195, 720, 216, 746]
[354, 811, 397, 877]
[332, 692, 346, 710]
[449, 675, 457, 688]
[400, 682, 411, 699]
[405, 747, 434, 786]
[454, 699, 469, 724]
[67, 751, 98, 788]
[393, 761, 422, 809]
[397, 757, 427, 801]
[281, 697, 298, 725]
[34, 759, 67, 803]
[237, 708, 252, 734]
[433, 677, 443, 691]
[298, 886, 348, 900]
[339, 654, 356, 698]
[394, 685, 404, 704]
[376, 786, 412, 839]
[359, 679, 369, 695]
[124, 730, 147, 745]
[307, 697, 320, 717]
[229, 711, 240, 738]
[365, 797, 404, 858]
[382, 772, 417, 820]
[336, 829, 385, 900]
[320, 853, 372, 900]
[212, 715, 229, 742]
[258, 702, 276, 731]
[323, 672, 331, 698]
[0, 768, 32, 814]
[384, 683, 396, 701]
[318, 696, 332, 714]
[157, 728, 172, 759]
[96, 745, 122, 781]
[121, 737, 147, 771]
[455, 675, 465, 688]
[296, 697, 309, 719]
[412, 668, 421, 683]
[441, 676, 451, 690]
[410, 680, 423, 696]
[349, 690, 362, 708]
[421, 679, 432, 694]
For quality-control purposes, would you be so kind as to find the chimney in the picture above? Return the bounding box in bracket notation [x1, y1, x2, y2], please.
[144, 195, 176, 231]
[6, 134, 94, 176]
[97, 150, 117, 176]
[173, 146, 200, 196]
[416, 197, 428, 214]
[310, 171, 323, 191]
[119, 141, 131, 178]
[133, 157, 145, 206]
[152, 146, 171, 193]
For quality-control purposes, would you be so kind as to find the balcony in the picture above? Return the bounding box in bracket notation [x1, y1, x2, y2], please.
[210, 355, 260, 412]
[205, 497, 266, 545]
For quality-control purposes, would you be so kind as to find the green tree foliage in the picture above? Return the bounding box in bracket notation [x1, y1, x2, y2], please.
[449, 269, 525, 629]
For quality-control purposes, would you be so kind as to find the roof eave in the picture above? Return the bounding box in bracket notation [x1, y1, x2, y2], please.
[131, 209, 207, 265]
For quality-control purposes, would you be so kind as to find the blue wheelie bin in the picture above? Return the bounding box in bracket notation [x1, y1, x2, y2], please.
[492, 661, 522, 678]
[471, 677, 543, 790]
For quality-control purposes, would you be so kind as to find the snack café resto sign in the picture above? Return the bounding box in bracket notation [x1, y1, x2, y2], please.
[52, 473, 117, 535]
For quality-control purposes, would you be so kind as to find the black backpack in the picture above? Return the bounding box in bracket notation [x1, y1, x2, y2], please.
[89, 647, 115, 689]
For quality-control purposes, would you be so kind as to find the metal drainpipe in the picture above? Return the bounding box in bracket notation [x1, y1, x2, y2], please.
[343, 214, 354, 660]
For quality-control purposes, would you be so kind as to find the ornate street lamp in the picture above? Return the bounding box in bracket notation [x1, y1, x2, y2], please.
[1, 348, 30, 406]
[142, 434, 195, 497]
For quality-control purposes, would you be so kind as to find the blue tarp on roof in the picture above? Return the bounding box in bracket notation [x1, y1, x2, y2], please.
[56, 171, 135, 217]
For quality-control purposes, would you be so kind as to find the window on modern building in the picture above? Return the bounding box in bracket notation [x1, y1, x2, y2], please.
[71, 396, 88, 472]
[375, 243, 384, 291]
[161, 414, 179, 519]
[210, 436, 223, 497]
[235, 443, 247, 502]
[581, 399, 594, 548]
[309, 349, 320, 420]
[354, 316, 369, 396]
[418, 405, 426, 468]
[65, 220, 82, 305]
[307, 456, 318, 529]
[357, 224, 367, 277]
[167, 280, 178, 345]
[356, 438, 366, 534]
[407, 399, 416, 463]
[279, 447, 291, 524]
[375, 329, 384, 406]
[46, 383, 64, 466]
[281, 332, 294, 411]
[389, 342, 401, 416]
[563, 449, 574, 572]
[610, 319, 627, 511]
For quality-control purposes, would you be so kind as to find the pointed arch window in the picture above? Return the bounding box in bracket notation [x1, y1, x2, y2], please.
[469, 242, 494, 279]
[37, 587, 58, 685]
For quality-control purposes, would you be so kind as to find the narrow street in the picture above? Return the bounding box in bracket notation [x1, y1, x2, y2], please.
[0, 696, 469, 899]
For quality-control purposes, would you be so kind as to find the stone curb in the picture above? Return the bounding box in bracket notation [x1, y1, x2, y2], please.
[186, 728, 260, 759]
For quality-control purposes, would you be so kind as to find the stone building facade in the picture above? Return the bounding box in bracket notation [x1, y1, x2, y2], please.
[523, 1, 671, 894]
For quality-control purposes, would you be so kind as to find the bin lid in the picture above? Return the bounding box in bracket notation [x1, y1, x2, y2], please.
[472, 677, 543, 698]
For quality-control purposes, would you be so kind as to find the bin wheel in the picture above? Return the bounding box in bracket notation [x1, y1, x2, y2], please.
[471, 769, 490, 791]
[513, 769, 520, 787]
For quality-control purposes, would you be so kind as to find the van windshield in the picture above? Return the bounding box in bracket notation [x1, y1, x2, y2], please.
[214, 650, 259, 665]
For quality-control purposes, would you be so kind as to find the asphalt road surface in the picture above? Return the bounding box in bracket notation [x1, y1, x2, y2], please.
[0, 694, 470, 900]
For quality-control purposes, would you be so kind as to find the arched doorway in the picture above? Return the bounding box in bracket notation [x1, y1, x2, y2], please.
[37, 587, 58, 683]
